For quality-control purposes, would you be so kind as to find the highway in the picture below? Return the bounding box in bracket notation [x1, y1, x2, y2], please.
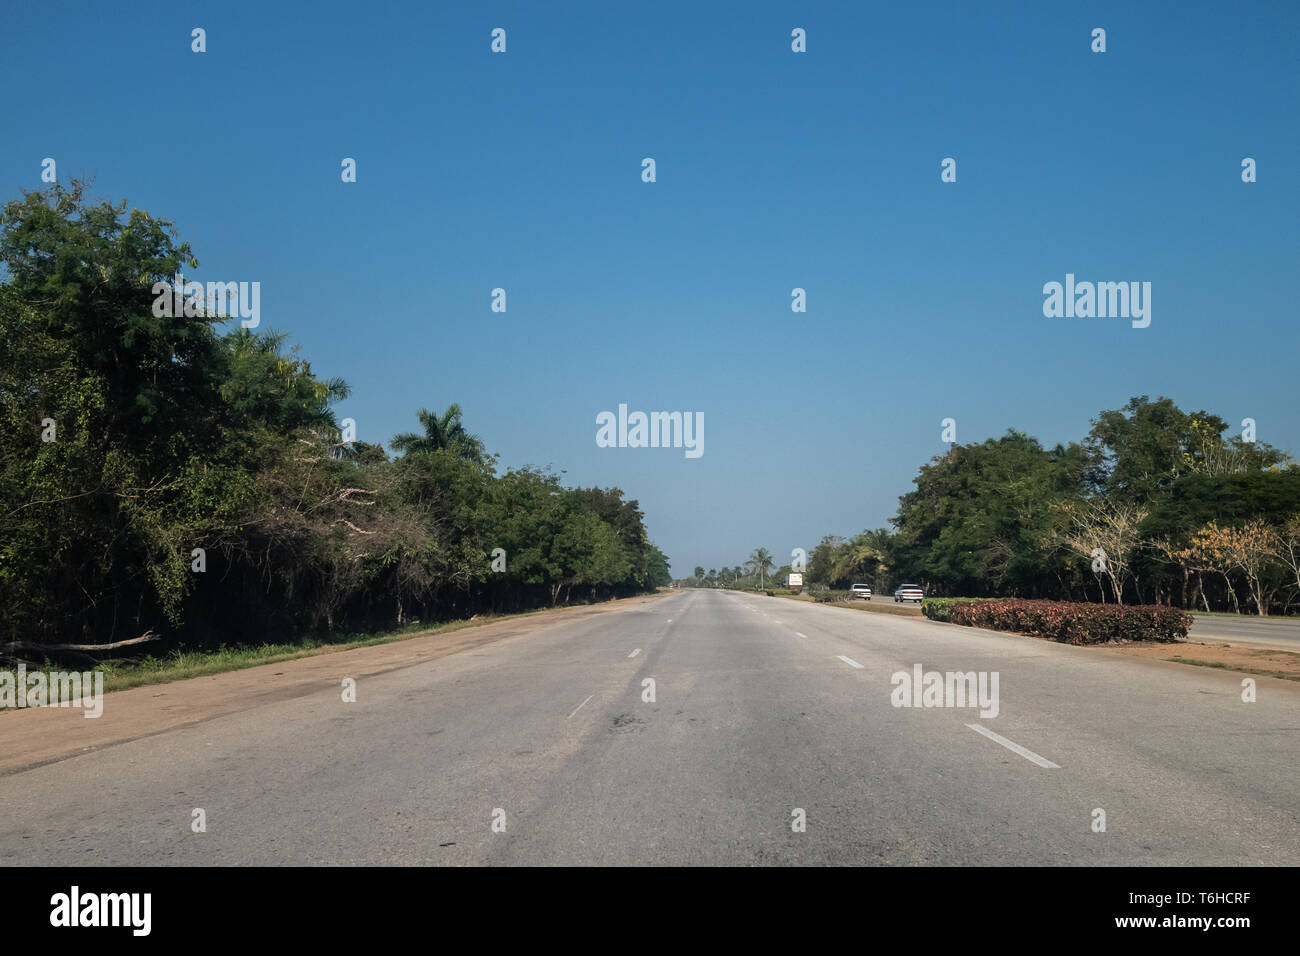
[1189, 612, 1300, 648]
[1, 589, 1296, 865]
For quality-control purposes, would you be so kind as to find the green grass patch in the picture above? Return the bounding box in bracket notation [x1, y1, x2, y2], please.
[84, 602, 606, 695]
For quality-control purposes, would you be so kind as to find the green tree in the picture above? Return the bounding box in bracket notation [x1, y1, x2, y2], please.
[893, 431, 1088, 597]
[391, 403, 487, 462]
[1085, 396, 1287, 504]
[0, 182, 672, 652]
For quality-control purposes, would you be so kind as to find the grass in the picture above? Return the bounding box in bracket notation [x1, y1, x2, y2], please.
[37, 600, 626, 696]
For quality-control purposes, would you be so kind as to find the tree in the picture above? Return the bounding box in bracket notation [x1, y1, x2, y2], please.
[1178, 523, 1243, 614]
[1085, 396, 1287, 504]
[1270, 517, 1300, 612]
[749, 547, 774, 588]
[0, 182, 672, 651]
[1140, 470, 1300, 609]
[1054, 499, 1149, 604]
[1181, 521, 1278, 615]
[808, 536, 846, 585]
[893, 431, 1088, 597]
[1182, 416, 1289, 476]
[391, 403, 486, 462]
[829, 532, 889, 588]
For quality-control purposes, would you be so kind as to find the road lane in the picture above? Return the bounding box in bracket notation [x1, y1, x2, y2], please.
[1189, 613, 1300, 648]
[0, 589, 1295, 865]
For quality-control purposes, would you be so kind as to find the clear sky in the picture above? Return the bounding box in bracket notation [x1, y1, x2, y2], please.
[3, 1, 1297, 575]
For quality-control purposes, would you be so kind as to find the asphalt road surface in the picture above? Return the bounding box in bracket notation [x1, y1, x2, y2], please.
[2, 590, 1296, 865]
[1189, 613, 1300, 648]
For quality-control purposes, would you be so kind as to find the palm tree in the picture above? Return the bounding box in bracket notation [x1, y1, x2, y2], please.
[830, 533, 889, 587]
[391, 403, 485, 462]
[749, 547, 774, 588]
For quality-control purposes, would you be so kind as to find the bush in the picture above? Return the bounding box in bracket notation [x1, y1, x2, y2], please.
[922, 598, 1191, 644]
[807, 588, 853, 603]
[921, 597, 995, 621]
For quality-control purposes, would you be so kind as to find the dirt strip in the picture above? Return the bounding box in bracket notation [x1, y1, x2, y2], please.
[1100, 639, 1300, 681]
[0, 593, 668, 776]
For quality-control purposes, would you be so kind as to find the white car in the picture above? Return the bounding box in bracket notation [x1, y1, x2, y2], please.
[894, 584, 924, 604]
[850, 583, 872, 601]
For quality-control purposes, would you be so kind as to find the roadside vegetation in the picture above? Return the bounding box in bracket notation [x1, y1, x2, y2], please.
[0, 183, 671, 670]
[922, 598, 1191, 644]
[688, 397, 1299, 617]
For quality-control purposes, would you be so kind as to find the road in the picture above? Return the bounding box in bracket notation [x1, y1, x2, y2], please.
[1, 589, 1296, 865]
[1189, 613, 1300, 649]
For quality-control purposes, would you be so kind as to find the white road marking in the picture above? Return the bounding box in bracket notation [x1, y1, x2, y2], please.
[667, 619, 673, 623]
[966, 724, 1061, 769]
[567, 695, 594, 720]
[836, 655, 864, 669]
[795, 632, 808, 640]
[774, 619, 783, 624]
[628, 648, 641, 658]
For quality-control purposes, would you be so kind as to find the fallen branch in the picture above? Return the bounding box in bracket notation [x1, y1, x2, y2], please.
[0, 630, 159, 654]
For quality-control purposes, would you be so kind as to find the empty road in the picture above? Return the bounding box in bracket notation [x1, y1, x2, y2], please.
[1, 589, 1296, 865]
[1189, 613, 1300, 649]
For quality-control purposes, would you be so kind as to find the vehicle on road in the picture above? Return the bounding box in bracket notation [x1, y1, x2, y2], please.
[894, 584, 924, 603]
[850, 583, 872, 600]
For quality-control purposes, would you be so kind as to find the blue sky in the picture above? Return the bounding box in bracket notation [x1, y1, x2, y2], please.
[3, 1, 1297, 575]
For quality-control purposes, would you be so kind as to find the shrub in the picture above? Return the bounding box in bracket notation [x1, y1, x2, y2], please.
[921, 597, 995, 621]
[805, 588, 856, 603]
[922, 598, 1191, 644]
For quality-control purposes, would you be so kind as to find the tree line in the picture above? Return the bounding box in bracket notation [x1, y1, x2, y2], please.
[0, 183, 670, 660]
[694, 397, 1299, 614]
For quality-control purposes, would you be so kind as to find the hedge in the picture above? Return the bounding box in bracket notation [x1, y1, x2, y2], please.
[921, 598, 1191, 644]
[920, 597, 994, 622]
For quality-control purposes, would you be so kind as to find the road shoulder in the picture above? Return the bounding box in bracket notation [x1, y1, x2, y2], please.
[0, 592, 670, 777]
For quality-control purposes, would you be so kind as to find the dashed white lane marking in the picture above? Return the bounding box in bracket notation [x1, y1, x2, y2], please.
[836, 655, 864, 669]
[628, 648, 641, 658]
[966, 724, 1061, 769]
[667, 619, 673, 623]
[795, 632, 808, 640]
[567, 695, 594, 720]
[774, 619, 783, 624]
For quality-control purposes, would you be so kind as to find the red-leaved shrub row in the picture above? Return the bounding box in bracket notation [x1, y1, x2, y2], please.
[923, 599, 1192, 644]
